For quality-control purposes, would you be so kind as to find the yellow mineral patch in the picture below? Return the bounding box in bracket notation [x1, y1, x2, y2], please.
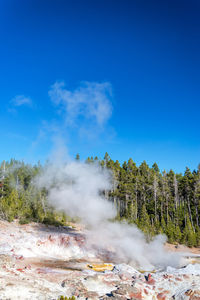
[87, 263, 114, 272]
[139, 269, 157, 274]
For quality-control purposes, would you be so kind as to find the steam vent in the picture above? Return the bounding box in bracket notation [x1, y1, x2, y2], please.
[0, 220, 199, 299]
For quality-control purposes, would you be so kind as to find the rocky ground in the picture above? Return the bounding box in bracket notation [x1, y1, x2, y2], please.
[0, 220, 199, 300]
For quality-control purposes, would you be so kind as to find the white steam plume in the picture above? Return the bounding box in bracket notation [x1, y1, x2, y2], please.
[37, 161, 115, 226]
[35, 80, 179, 270]
[37, 159, 180, 270]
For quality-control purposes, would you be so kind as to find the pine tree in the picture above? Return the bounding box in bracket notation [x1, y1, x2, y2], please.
[174, 225, 182, 244]
[160, 216, 167, 234]
[166, 216, 175, 243]
[182, 215, 196, 247]
[139, 204, 151, 240]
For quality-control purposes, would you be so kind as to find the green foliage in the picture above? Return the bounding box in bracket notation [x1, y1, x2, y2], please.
[166, 217, 175, 243]
[139, 204, 151, 240]
[126, 201, 137, 223]
[160, 217, 166, 234]
[174, 225, 182, 243]
[0, 160, 68, 227]
[195, 228, 200, 246]
[182, 215, 196, 247]
[103, 153, 200, 247]
[0, 155, 200, 247]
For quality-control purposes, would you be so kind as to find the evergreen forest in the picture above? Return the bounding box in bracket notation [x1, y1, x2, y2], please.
[0, 153, 200, 247]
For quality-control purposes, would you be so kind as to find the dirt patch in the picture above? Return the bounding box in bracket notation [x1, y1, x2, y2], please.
[165, 243, 200, 255]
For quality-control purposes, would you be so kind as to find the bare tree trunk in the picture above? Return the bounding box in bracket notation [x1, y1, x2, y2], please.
[174, 174, 178, 210]
[105, 189, 109, 200]
[166, 194, 169, 224]
[117, 198, 120, 216]
[153, 175, 158, 220]
[194, 182, 199, 227]
[184, 198, 186, 227]
[194, 196, 199, 228]
[162, 173, 166, 219]
[113, 196, 117, 210]
[113, 178, 118, 209]
[41, 195, 47, 217]
[187, 196, 195, 231]
[0, 161, 6, 197]
[125, 193, 128, 212]
[135, 179, 138, 219]
[143, 183, 146, 203]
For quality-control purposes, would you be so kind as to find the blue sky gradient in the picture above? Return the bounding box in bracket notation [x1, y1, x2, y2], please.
[0, 0, 200, 172]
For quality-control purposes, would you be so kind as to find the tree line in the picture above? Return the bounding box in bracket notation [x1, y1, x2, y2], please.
[0, 159, 66, 226]
[0, 155, 200, 247]
[86, 153, 200, 247]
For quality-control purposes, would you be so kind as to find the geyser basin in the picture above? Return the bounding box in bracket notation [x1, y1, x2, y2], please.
[36, 161, 181, 270]
[0, 220, 200, 299]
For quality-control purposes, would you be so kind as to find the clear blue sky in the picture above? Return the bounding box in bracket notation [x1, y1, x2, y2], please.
[0, 0, 200, 173]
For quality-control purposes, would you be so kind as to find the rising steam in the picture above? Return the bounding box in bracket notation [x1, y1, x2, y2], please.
[33, 80, 180, 269]
[36, 158, 180, 270]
